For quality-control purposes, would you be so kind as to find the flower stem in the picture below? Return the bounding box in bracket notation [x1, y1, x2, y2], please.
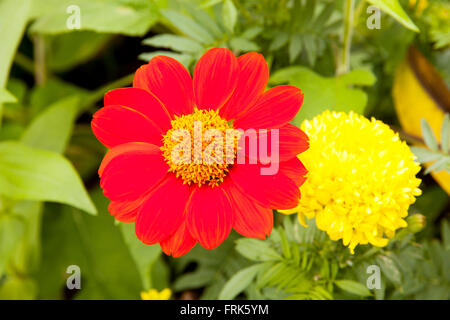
[337, 0, 355, 75]
[33, 35, 47, 85]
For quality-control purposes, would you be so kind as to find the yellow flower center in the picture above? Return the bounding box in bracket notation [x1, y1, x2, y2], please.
[161, 109, 239, 187]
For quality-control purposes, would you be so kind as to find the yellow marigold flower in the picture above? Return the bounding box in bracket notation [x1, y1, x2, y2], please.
[141, 288, 172, 300]
[279, 111, 422, 253]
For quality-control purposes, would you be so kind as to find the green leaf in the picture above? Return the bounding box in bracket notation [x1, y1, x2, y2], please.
[441, 114, 449, 154]
[200, 0, 223, 8]
[0, 276, 36, 300]
[120, 222, 161, 290]
[37, 190, 141, 299]
[366, 0, 419, 32]
[30, 0, 160, 36]
[235, 238, 281, 262]
[174, 269, 217, 291]
[302, 34, 317, 66]
[229, 37, 260, 52]
[270, 66, 376, 125]
[0, 0, 30, 87]
[184, 2, 223, 39]
[0, 0, 31, 123]
[142, 34, 203, 53]
[335, 280, 372, 297]
[21, 95, 80, 153]
[0, 141, 96, 215]
[46, 32, 113, 72]
[424, 156, 450, 174]
[218, 264, 263, 299]
[0, 215, 25, 275]
[161, 10, 214, 44]
[410, 147, 442, 163]
[0, 88, 17, 104]
[289, 34, 303, 63]
[222, 0, 237, 33]
[269, 32, 289, 51]
[377, 254, 402, 285]
[29, 78, 87, 117]
[138, 51, 193, 68]
[421, 118, 439, 151]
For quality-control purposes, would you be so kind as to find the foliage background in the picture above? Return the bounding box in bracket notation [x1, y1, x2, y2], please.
[0, 0, 449, 300]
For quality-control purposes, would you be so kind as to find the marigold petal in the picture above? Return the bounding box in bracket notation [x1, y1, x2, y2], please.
[186, 186, 233, 250]
[193, 48, 239, 111]
[91, 105, 164, 148]
[234, 85, 303, 129]
[136, 175, 191, 245]
[99, 142, 168, 201]
[133, 56, 194, 116]
[220, 52, 268, 120]
[160, 221, 196, 258]
[104, 87, 172, 132]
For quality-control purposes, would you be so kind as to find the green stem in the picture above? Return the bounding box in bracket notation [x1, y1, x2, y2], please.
[14, 52, 35, 74]
[337, 0, 355, 75]
[33, 36, 47, 85]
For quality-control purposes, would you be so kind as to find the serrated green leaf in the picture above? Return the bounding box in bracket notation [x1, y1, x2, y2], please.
[377, 254, 402, 285]
[143, 34, 203, 53]
[425, 156, 450, 174]
[222, 0, 237, 33]
[421, 118, 439, 151]
[138, 51, 193, 68]
[289, 34, 303, 63]
[269, 33, 289, 51]
[235, 238, 281, 262]
[410, 146, 442, 163]
[0, 141, 96, 215]
[335, 280, 372, 297]
[162, 10, 214, 44]
[218, 264, 263, 299]
[229, 37, 260, 52]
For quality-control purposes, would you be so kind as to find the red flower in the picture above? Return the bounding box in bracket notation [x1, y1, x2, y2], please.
[92, 48, 308, 257]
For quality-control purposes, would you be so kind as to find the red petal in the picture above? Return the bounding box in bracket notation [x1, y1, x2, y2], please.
[220, 52, 268, 120]
[223, 179, 272, 239]
[278, 124, 309, 161]
[135, 175, 191, 245]
[193, 48, 239, 110]
[234, 85, 303, 129]
[104, 87, 172, 132]
[238, 124, 309, 164]
[186, 186, 233, 250]
[99, 142, 168, 202]
[133, 56, 194, 116]
[108, 196, 147, 223]
[229, 162, 300, 210]
[92, 105, 164, 148]
[160, 221, 197, 258]
[280, 157, 308, 188]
